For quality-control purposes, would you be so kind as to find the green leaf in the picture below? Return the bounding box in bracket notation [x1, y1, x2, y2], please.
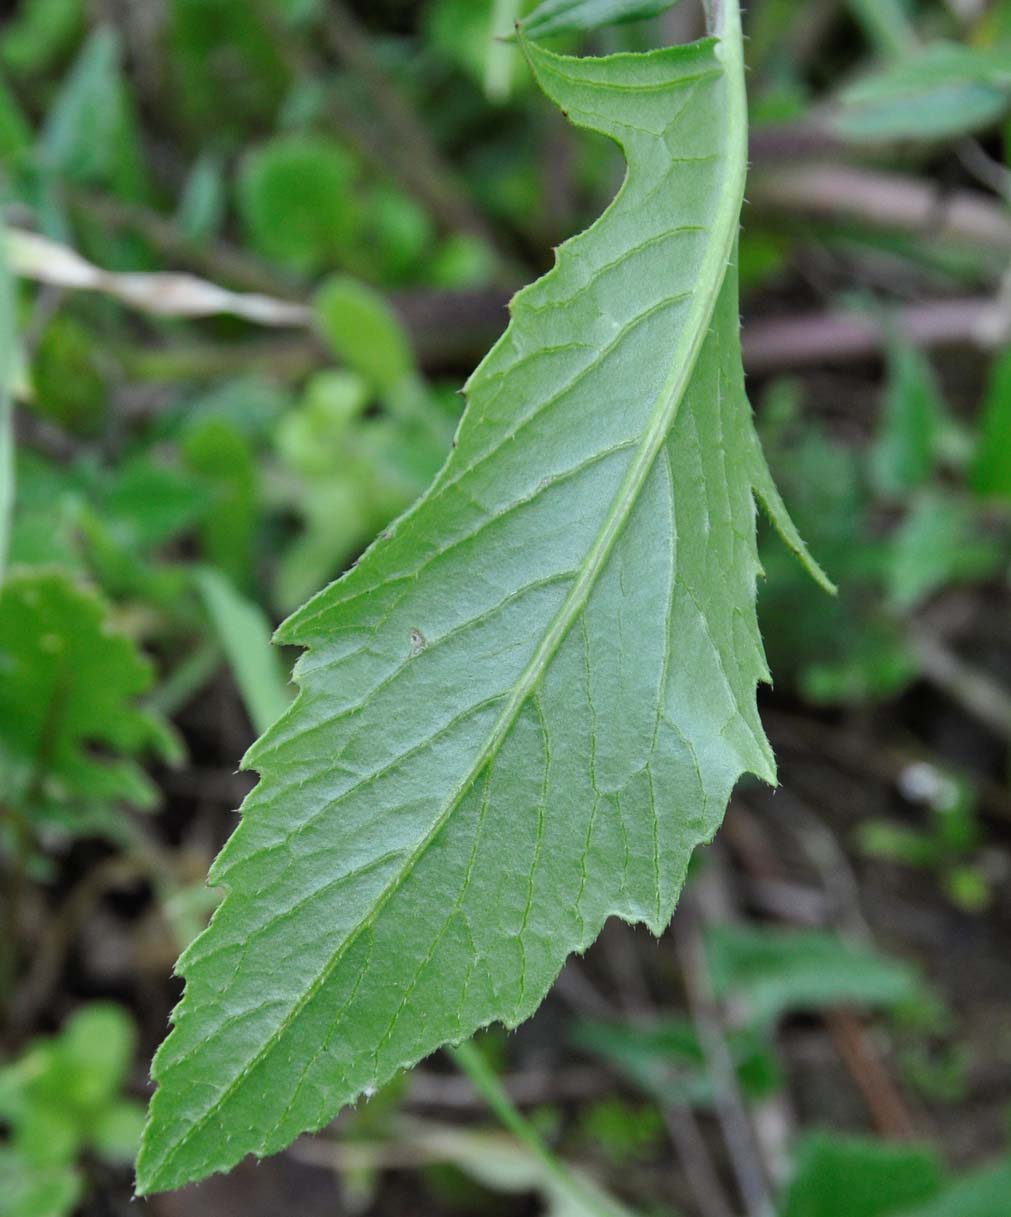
[31, 313, 109, 437]
[780, 1135, 944, 1217]
[40, 26, 149, 200]
[168, 0, 291, 137]
[859, 821, 942, 869]
[276, 370, 371, 478]
[97, 455, 208, 553]
[0, 1004, 140, 1174]
[0, 569, 176, 824]
[756, 393, 898, 705]
[942, 864, 991, 914]
[426, 0, 516, 87]
[0, 0, 83, 78]
[575, 1015, 780, 1106]
[170, 0, 291, 135]
[885, 491, 1003, 613]
[971, 348, 1011, 501]
[343, 1119, 633, 1217]
[314, 275, 416, 397]
[871, 347, 941, 497]
[274, 370, 444, 612]
[7, 451, 83, 574]
[41, 27, 120, 178]
[0, 1149, 81, 1217]
[58, 1004, 137, 1108]
[0, 71, 32, 158]
[176, 154, 226, 243]
[706, 925, 925, 1027]
[520, 0, 684, 41]
[182, 417, 258, 586]
[832, 42, 1011, 143]
[238, 135, 361, 274]
[870, 346, 945, 500]
[578, 1098, 664, 1168]
[0, 229, 15, 586]
[138, 9, 828, 1193]
[91, 1101, 147, 1165]
[900, 1159, 1011, 1217]
[13, 1096, 81, 1172]
[194, 568, 291, 737]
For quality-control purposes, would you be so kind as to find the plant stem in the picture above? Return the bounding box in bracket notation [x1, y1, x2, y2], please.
[450, 1039, 629, 1217]
[485, 0, 522, 101]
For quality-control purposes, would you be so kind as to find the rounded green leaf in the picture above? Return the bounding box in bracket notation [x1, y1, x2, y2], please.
[238, 135, 362, 273]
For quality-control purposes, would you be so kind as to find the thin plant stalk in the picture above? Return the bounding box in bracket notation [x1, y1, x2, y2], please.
[486, 0, 523, 101]
[450, 1038, 630, 1217]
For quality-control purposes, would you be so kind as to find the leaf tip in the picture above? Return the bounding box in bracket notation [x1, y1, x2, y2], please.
[750, 440, 837, 597]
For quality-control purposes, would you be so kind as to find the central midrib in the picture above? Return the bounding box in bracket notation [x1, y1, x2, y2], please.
[146, 3, 747, 1186]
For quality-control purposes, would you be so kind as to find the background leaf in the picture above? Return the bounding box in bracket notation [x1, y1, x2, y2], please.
[0, 569, 177, 826]
[970, 348, 1011, 501]
[885, 492, 1003, 612]
[0, 231, 14, 584]
[780, 1135, 943, 1217]
[238, 135, 361, 274]
[869, 345, 946, 500]
[832, 42, 1011, 142]
[900, 1160, 1011, 1217]
[195, 567, 291, 736]
[520, 0, 684, 40]
[706, 925, 925, 1026]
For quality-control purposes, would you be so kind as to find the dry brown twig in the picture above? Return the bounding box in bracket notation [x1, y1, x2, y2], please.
[742, 296, 1009, 371]
[749, 164, 1011, 258]
[909, 626, 1011, 742]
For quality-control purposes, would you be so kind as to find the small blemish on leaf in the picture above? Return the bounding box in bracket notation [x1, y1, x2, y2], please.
[408, 628, 427, 657]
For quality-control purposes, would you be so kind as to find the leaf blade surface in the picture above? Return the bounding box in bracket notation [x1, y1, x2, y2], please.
[138, 10, 824, 1193]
